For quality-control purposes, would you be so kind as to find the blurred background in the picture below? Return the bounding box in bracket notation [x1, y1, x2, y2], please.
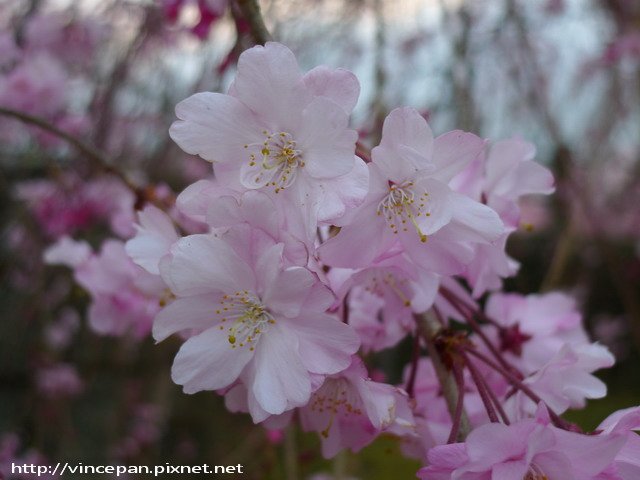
[0, 0, 639, 478]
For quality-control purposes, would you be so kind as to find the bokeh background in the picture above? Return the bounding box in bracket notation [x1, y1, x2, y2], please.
[1, 0, 639, 478]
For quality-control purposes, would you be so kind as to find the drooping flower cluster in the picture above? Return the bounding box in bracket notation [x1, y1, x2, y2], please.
[42, 42, 639, 477]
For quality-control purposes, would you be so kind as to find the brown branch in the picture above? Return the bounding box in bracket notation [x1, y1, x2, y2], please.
[417, 311, 471, 441]
[0, 106, 139, 195]
[235, 0, 272, 46]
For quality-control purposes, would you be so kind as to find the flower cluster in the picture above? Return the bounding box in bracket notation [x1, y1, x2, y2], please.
[45, 42, 639, 478]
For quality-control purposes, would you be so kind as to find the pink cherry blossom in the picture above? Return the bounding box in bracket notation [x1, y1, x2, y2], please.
[449, 138, 554, 296]
[15, 175, 136, 239]
[46, 238, 164, 338]
[594, 407, 640, 479]
[35, 363, 84, 399]
[0, 53, 68, 118]
[420, 406, 625, 480]
[125, 205, 180, 275]
[154, 226, 359, 417]
[508, 343, 615, 417]
[299, 356, 407, 458]
[328, 254, 439, 352]
[169, 42, 365, 223]
[485, 292, 595, 373]
[319, 107, 503, 275]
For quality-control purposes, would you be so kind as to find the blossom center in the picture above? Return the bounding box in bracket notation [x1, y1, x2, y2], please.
[376, 181, 430, 243]
[244, 131, 305, 193]
[310, 378, 363, 438]
[214, 291, 275, 351]
[524, 465, 548, 480]
[364, 271, 412, 308]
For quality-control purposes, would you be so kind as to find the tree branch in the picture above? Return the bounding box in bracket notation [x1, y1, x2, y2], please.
[0, 106, 139, 195]
[235, 0, 272, 45]
[417, 311, 471, 441]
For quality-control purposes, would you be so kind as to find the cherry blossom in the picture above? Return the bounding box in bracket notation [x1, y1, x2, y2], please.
[153, 226, 359, 416]
[319, 107, 503, 274]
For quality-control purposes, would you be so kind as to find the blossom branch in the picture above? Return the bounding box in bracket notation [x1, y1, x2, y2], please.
[417, 311, 471, 441]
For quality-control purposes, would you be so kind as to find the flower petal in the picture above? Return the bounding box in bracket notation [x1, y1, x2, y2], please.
[171, 326, 254, 393]
[297, 97, 357, 179]
[161, 234, 255, 296]
[153, 294, 221, 342]
[290, 313, 360, 375]
[303, 65, 360, 113]
[231, 42, 310, 128]
[432, 131, 485, 183]
[170, 92, 261, 163]
[252, 325, 311, 414]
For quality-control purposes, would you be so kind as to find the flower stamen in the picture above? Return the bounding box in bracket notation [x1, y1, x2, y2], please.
[215, 291, 275, 351]
[244, 131, 304, 193]
[377, 182, 430, 243]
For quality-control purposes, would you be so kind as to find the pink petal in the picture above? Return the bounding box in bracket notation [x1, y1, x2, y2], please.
[449, 192, 504, 243]
[171, 326, 254, 393]
[170, 92, 261, 163]
[379, 107, 434, 157]
[289, 313, 360, 375]
[126, 205, 179, 275]
[161, 234, 255, 296]
[318, 206, 389, 268]
[263, 267, 315, 318]
[231, 42, 310, 128]
[490, 461, 528, 480]
[153, 293, 221, 342]
[252, 325, 311, 414]
[297, 96, 357, 179]
[432, 131, 486, 183]
[303, 65, 360, 113]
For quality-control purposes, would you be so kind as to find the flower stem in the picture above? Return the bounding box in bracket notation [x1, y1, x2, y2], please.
[464, 346, 577, 431]
[284, 423, 298, 480]
[440, 287, 519, 377]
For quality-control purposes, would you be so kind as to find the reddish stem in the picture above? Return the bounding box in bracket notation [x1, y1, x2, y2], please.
[461, 351, 510, 425]
[440, 287, 519, 378]
[463, 352, 499, 423]
[464, 346, 578, 432]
